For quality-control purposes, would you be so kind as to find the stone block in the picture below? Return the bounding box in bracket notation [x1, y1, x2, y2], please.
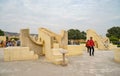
[53, 43, 59, 48]
[114, 48, 120, 63]
[33, 54, 38, 60]
[4, 47, 38, 61]
[67, 45, 84, 56]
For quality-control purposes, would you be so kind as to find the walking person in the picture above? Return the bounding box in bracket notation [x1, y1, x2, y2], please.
[86, 40, 90, 53]
[89, 37, 95, 56]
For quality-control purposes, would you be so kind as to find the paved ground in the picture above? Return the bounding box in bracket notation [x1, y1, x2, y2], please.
[0, 48, 120, 76]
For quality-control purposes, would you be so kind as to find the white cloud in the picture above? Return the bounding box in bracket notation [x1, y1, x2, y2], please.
[0, 0, 120, 35]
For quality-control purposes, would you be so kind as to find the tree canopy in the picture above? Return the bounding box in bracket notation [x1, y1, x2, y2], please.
[68, 29, 86, 40]
[0, 29, 4, 36]
[106, 26, 120, 44]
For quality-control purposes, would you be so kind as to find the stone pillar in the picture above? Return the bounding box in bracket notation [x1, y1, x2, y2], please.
[20, 29, 29, 47]
[60, 30, 68, 49]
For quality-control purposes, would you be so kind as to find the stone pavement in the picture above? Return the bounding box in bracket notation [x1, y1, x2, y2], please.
[0, 48, 120, 76]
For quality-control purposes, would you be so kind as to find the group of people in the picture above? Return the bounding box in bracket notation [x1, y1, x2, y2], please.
[0, 40, 20, 47]
[86, 37, 95, 56]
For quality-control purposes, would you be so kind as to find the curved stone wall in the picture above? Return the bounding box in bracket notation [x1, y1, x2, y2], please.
[20, 29, 43, 56]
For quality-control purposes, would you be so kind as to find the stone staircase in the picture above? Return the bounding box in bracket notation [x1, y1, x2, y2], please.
[51, 43, 68, 65]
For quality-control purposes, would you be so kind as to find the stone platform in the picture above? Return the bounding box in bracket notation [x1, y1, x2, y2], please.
[4, 47, 38, 61]
[0, 48, 120, 76]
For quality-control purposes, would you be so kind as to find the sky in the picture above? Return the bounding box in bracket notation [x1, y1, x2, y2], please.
[0, 0, 120, 36]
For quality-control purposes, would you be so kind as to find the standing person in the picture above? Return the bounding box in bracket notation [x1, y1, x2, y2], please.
[89, 37, 95, 56]
[86, 40, 90, 53]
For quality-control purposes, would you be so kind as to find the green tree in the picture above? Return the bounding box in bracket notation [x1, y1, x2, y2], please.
[106, 26, 120, 44]
[0, 29, 4, 36]
[68, 29, 86, 40]
[68, 29, 77, 40]
[80, 31, 86, 39]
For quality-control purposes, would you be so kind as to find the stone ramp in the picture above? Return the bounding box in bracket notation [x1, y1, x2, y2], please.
[86, 29, 117, 50]
[38, 28, 68, 64]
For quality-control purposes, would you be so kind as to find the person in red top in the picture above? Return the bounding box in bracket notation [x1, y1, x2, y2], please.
[86, 40, 90, 53]
[89, 37, 95, 56]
